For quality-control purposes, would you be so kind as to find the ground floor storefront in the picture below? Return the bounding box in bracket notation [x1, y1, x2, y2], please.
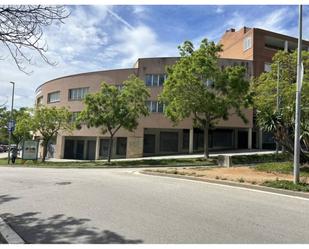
[46, 127, 275, 160]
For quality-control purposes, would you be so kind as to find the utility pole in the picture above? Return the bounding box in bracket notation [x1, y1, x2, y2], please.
[293, 5, 302, 184]
[7, 81, 15, 164]
[275, 62, 280, 155]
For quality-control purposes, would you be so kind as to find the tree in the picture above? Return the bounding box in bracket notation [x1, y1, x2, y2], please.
[0, 5, 69, 73]
[32, 106, 73, 162]
[252, 50, 309, 163]
[160, 39, 251, 158]
[0, 107, 32, 145]
[78, 75, 150, 162]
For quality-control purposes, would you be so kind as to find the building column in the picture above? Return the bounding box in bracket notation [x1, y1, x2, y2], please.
[248, 128, 252, 149]
[83, 140, 87, 160]
[189, 128, 194, 154]
[284, 40, 288, 52]
[259, 129, 263, 149]
[95, 136, 100, 160]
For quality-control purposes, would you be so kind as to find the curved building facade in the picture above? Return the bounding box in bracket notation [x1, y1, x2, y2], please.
[35, 57, 254, 160]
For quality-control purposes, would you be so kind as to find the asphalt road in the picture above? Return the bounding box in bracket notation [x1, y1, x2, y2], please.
[1, 167, 309, 244]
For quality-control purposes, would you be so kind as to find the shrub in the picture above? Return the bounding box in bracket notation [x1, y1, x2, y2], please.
[238, 177, 245, 183]
[262, 179, 309, 192]
[232, 153, 290, 165]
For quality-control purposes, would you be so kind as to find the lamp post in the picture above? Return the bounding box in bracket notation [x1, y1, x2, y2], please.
[275, 62, 280, 155]
[7, 81, 15, 164]
[293, 5, 302, 184]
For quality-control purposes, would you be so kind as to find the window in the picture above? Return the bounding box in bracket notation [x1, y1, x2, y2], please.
[157, 102, 164, 113]
[145, 75, 153, 86]
[158, 74, 165, 86]
[145, 74, 167, 87]
[70, 112, 80, 122]
[151, 101, 158, 112]
[69, 87, 89, 101]
[47, 91, 60, 103]
[146, 101, 165, 113]
[243, 36, 252, 51]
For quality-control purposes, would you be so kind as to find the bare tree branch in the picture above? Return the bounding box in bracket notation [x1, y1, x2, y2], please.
[0, 5, 70, 74]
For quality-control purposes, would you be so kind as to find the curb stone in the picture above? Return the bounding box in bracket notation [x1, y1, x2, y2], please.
[141, 170, 309, 199]
[0, 217, 25, 244]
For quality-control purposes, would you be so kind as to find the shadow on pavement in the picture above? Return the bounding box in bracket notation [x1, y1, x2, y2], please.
[0, 195, 19, 205]
[1, 212, 143, 244]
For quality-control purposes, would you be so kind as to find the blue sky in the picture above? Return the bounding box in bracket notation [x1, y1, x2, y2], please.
[0, 5, 308, 108]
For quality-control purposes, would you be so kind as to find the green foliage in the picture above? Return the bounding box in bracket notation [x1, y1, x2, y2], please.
[78, 74, 150, 162]
[0, 107, 32, 145]
[232, 153, 290, 165]
[262, 179, 309, 192]
[160, 39, 250, 158]
[32, 105, 73, 162]
[255, 161, 293, 174]
[252, 50, 309, 163]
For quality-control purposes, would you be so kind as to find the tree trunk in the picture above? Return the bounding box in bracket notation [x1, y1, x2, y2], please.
[108, 134, 114, 163]
[42, 142, 48, 162]
[203, 123, 209, 159]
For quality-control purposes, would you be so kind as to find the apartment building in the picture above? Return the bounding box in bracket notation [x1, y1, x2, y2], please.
[35, 27, 308, 160]
[35, 57, 253, 160]
[219, 27, 309, 76]
[219, 27, 309, 148]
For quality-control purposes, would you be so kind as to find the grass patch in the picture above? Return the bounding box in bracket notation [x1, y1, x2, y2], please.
[0, 157, 215, 168]
[262, 179, 309, 192]
[232, 153, 290, 165]
[255, 161, 309, 177]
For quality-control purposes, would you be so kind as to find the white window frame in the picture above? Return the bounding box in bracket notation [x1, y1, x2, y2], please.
[69, 87, 89, 101]
[48, 91, 60, 103]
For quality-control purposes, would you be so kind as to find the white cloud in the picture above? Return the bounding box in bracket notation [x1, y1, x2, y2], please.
[102, 25, 178, 68]
[0, 5, 178, 109]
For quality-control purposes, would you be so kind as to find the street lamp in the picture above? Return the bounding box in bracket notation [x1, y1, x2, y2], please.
[7, 81, 15, 164]
[293, 5, 302, 184]
[275, 62, 280, 154]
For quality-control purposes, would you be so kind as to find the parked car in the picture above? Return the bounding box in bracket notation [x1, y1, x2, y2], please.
[0, 146, 3, 153]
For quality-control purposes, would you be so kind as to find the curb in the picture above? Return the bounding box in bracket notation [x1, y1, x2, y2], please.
[0, 217, 25, 244]
[141, 171, 309, 199]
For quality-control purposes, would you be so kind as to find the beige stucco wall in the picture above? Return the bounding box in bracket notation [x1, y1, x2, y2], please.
[36, 57, 254, 159]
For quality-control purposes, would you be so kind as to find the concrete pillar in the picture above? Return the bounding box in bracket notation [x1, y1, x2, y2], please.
[83, 140, 87, 160]
[259, 129, 263, 149]
[95, 136, 100, 160]
[189, 128, 194, 154]
[55, 135, 65, 159]
[248, 128, 252, 149]
[127, 137, 144, 158]
[284, 40, 288, 52]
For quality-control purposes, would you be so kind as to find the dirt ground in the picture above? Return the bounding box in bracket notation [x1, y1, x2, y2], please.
[157, 166, 308, 184]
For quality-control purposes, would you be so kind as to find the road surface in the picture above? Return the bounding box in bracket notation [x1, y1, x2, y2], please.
[0, 166, 309, 243]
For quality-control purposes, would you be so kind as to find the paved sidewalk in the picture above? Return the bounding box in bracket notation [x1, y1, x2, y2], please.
[1, 149, 277, 163]
[46, 149, 276, 163]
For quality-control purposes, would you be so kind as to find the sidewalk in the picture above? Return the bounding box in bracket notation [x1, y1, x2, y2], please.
[46, 149, 276, 163]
